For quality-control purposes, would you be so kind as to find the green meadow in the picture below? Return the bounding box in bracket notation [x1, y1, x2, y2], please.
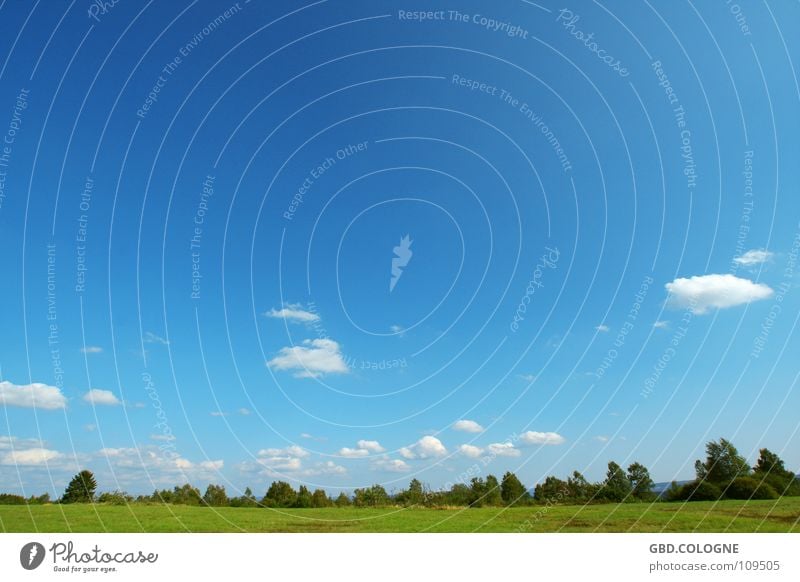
[1, 497, 798, 533]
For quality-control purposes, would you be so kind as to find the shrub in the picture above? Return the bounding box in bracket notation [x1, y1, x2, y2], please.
[725, 477, 778, 500]
[97, 491, 132, 505]
[669, 480, 722, 501]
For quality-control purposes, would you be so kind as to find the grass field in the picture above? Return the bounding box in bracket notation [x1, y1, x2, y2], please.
[1, 497, 798, 533]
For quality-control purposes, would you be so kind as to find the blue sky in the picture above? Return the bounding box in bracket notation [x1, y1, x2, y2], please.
[0, 0, 798, 497]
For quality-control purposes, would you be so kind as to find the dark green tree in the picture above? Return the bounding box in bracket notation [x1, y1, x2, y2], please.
[311, 489, 331, 507]
[353, 484, 389, 507]
[294, 485, 313, 508]
[753, 449, 800, 496]
[566, 471, 593, 502]
[627, 462, 656, 501]
[334, 492, 351, 507]
[202, 484, 229, 506]
[695, 439, 750, 485]
[600, 461, 632, 502]
[263, 481, 297, 508]
[172, 484, 202, 505]
[500, 472, 527, 505]
[533, 476, 568, 503]
[61, 470, 97, 503]
[484, 475, 502, 506]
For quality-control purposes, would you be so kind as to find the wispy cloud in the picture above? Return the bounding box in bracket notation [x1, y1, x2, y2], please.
[595, 324, 610, 333]
[653, 320, 669, 329]
[264, 303, 320, 324]
[80, 346, 103, 354]
[143, 331, 169, 345]
[734, 249, 774, 266]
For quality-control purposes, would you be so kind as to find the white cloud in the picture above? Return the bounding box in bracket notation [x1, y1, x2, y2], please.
[356, 440, 384, 453]
[594, 435, 609, 443]
[300, 461, 347, 476]
[210, 411, 229, 417]
[452, 419, 484, 433]
[734, 249, 774, 266]
[143, 331, 169, 345]
[458, 444, 483, 458]
[487, 442, 521, 457]
[653, 320, 669, 329]
[665, 274, 773, 314]
[1, 447, 62, 466]
[339, 439, 385, 457]
[0, 381, 67, 410]
[339, 447, 369, 458]
[238, 408, 251, 416]
[371, 458, 411, 473]
[264, 303, 320, 324]
[258, 445, 309, 458]
[517, 374, 536, 382]
[81, 346, 103, 354]
[519, 431, 565, 446]
[150, 434, 176, 442]
[389, 324, 406, 336]
[595, 324, 610, 332]
[399, 435, 447, 459]
[82, 389, 121, 406]
[267, 338, 349, 378]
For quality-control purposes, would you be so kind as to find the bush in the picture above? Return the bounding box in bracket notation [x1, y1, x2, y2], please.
[0, 493, 26, 505]
[669, 480, 722, 501]
[97, 491, 132, 505]
[725, 477, 778, 500]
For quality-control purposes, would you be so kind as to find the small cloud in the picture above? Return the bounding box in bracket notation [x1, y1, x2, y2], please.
[595, 324, 610, 333]
[82, 389, 122, 406]
[389, 324, 406, 336]
[517, 373, 536, 382]
[519, 431, 565, 446]
[143, 331, 169, 345]
[84, 424, 96, 432]
[487, 442, 521, 457]
[372, 457, 411, 473]
[452, 419, 484, 433]
[210, 411, 229, 417]
[665, 274, 773, 314]
[734, 249, 774, 267]
[81, 346, 103, 354]
[0, 381, 67, 410]
[264, 303, 320, 324]
[301, 461, 347, 477]
[458, 444, 483, 458]
[399, 435, 447, 459]
[339, 439, 385, 457]
[238, 408, 251, 416]
[150, 434, 176, 442]
[653, 320, 669, 329]
[267, 338, 349, 378]
[594, 435, 609, 443]
[300, 433, 313, 439]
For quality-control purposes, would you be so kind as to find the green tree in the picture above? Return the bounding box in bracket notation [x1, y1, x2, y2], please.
[263, 481, 297, 508]
[172, 484, 202, 505]
[753, 448, 799, 495]
[61, 470, 97, 503]
[334, 492, 351, 507]
[311, 489, 331, 507]
[294, 485, 313, 508]
[484, 475, 502, 506]
[566, 471, 593, 502]
[353, 484, 389, 507]
[694, 438, 750, 485]
[627, 462, 656, 501]
[600, 461, 632, 502]
[202, 484, 229, 506]
[534, 476, 568, 503]
[500, 472, 527, 506]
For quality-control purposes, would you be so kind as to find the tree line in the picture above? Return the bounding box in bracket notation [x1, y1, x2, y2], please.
[1, 438, 796, 508]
